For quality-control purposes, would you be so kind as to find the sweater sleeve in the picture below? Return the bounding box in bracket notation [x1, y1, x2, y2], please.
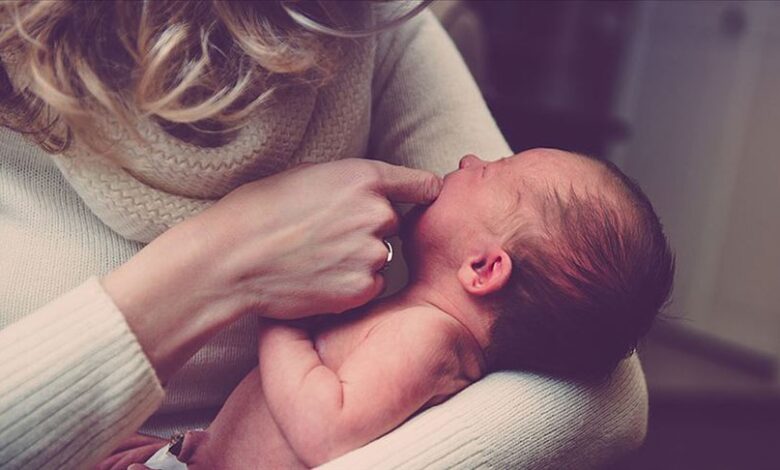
[368, 9, 512, 176]
[319, 355, 648, 470]
[0, 276, 164, 470]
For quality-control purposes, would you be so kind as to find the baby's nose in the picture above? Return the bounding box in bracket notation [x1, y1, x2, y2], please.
[458, 154, 483, 169]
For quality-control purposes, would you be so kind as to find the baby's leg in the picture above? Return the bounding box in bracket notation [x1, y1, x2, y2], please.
[203, 367, 305, 470]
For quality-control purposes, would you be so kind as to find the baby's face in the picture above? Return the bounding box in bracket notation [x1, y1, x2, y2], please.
[404, 148, 604, 261]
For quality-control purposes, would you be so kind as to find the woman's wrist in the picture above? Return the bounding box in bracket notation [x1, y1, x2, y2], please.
[101, 218, 248, 384]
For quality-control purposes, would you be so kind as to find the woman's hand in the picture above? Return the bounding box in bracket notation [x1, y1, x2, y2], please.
[193, 158, 441, 319]
[102, 158, 441, 382]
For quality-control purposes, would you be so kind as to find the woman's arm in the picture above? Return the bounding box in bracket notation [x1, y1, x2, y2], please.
[0, 278, 164, 470]
[319, 356, 648, 470]
[103, 158, 442, 383]
[0, 158, 441, 470]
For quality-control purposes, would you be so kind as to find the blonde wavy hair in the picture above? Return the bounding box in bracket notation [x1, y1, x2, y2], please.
[0, 1, 361, 154]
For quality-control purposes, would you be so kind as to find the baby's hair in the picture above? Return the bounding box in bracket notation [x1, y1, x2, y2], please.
[484, 157, 675, 380]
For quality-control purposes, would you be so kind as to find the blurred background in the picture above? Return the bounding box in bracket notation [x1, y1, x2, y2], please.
[430, 0, 780, 468]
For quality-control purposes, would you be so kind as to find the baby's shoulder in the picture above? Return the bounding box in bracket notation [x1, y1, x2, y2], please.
[375, 308, 481, 375]
[372, 308, 483, 400]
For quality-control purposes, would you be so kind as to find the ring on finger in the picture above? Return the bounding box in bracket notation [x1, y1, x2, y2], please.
[381, 239, 394, 271]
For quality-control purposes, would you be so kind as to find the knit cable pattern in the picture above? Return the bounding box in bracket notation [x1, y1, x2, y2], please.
[47, 36, 374, 243]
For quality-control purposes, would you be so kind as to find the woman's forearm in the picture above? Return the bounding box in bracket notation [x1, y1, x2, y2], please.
[101, 217, 245, 384]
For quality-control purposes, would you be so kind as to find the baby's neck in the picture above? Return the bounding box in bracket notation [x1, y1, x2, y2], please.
[377, 281, 492, 352]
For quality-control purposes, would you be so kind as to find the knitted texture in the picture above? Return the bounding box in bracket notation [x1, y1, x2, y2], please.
[0, 276, 164, 470]
[48, 34, 374, 244]
[0, 8, 647, 469]
[319, 356, 647, 470]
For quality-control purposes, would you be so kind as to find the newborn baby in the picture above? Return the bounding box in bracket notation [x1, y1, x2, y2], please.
[106, 148, 674, 469]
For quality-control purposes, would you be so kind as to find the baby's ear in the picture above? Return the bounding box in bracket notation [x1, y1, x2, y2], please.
[457, 248, 512, 296]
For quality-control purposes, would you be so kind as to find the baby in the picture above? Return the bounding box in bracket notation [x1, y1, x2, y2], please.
[106, 148, 674, 469]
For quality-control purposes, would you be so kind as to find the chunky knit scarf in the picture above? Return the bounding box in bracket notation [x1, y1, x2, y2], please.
[57, 38, 375, 243]
[3, 33, 375, 243]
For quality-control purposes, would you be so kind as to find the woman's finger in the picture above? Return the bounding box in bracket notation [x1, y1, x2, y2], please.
[370, 271, 386, 299]
[366, 239, 391, 273]
[372, 161, 443, 204]
[373, 201, 401, 237]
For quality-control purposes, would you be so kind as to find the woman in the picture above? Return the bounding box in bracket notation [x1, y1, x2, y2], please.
[0, 1, 647, 468]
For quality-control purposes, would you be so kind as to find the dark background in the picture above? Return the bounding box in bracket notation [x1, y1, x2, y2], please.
[441, 0, 635, 157]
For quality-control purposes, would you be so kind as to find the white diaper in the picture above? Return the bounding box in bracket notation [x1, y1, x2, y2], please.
[143, 442, 188, 470]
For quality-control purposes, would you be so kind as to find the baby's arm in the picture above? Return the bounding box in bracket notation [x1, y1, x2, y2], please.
[258, 317, 462, 468]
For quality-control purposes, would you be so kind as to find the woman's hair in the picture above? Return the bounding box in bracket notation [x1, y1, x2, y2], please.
[0, 1, 371, 155]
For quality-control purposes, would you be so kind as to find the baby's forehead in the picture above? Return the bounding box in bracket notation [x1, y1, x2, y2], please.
[495, 151, 618, 234]
[508, 149, 607, 195]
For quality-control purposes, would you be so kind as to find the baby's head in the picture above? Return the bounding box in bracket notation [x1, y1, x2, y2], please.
[403, 148, 674, 380]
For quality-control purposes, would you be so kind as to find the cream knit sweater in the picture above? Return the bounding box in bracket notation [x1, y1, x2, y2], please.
[0, 9, 648, 470]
